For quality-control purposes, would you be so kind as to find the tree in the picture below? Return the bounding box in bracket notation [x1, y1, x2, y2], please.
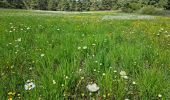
[101, 0, 113, 10]
[76, 0, 83, 11]
[69, 0, 76, 11]
[37, 0, 48, 10]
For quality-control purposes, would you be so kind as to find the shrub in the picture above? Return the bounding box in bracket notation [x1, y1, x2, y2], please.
[129, 3, 142, 11]
[138, 6, 166, 15]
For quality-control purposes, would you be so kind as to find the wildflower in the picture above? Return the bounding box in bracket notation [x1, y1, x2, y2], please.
[40, 54, 45, 57]
[81, 93, 85, 97]
[100, 63, 102, 66]
[92, 43, 96, 46]
[61, 84, 64, 87]
[103, 94, 106, 98]
[132, 81, 136, 85]
[158, 94, 162, 98]
[11, 65, 14, 69]
[83, 46, 87, 50]
[123, 76, 128, 79]
[114, 70, 117, 73]
[29, 67, 32, 70]
[125, 99, 130, 100]
[53, 80, 56, 84]
[120, 71, 128, 79]
[81, 77, 84, 80]
[65, 76, 68, 79]
[102, 73, 106, 76]
[120, 71, 126, 76]
[27, 27, 30, 30]
[86, 83, 99, 92]
[78, 47, 81, 50]
[57, 29, 60, 31]
[95, 61, 98, 63]
[8, 91, 15, 100]
[79, 68, 82, 72]
[16, 38, 22, 42]
[8, 92, 15, 96]
[24, 80, 35, 90]
[9, 30, 12, 33]
[93, 69, 96, 72]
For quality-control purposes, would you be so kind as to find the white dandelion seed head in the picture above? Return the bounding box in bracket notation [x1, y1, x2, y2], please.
[86, 83, 99, 92]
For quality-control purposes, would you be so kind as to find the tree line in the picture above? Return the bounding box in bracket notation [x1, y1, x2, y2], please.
[0, 0, 170, 11]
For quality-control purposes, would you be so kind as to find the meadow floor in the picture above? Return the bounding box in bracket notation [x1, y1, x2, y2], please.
[0, 9, 170, 100]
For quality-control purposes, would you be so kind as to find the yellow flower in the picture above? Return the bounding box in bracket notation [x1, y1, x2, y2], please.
[8, 92, 15, 96]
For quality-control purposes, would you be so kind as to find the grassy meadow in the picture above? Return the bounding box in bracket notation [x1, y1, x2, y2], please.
[0, 9, 170, 100]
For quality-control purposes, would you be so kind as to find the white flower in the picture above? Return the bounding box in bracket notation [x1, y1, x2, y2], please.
[65, 76, 68, 79]
[40, 54, 45, 57]
[57, 29, 60, 31]
[78, 47, 81, 50]
[16, 38, 22, 42]
[53, 80, 56, 84]
[120, 71, 127, 76]
[92, 43, 96, 46]
[81, 77, 84, 80]
[158, 94, 162, 98]
[83, 46, 87, 50]
[24, 81, 35, 90]
[123, 76, 129, 79]
[102, 73, 106, 76]
[132, 81, 136, 85]
[86, 83, 99, 92]
[27, 27, 30, 30]
[114, 70, 117, 73]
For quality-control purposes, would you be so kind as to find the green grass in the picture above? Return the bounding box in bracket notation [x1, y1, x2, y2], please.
[0, 9, 170, 100]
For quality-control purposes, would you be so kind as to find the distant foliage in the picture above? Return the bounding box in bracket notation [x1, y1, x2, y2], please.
[0, 0, 169, 11]
[138, 6, 166, 15]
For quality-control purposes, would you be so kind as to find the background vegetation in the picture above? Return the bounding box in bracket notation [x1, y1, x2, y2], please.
[0, 0, 170, 12]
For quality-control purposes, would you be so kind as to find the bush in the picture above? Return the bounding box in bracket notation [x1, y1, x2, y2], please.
[121, 7, 133, 13]
[129, 3, 142, 11]
[138, 6, 166, 15]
